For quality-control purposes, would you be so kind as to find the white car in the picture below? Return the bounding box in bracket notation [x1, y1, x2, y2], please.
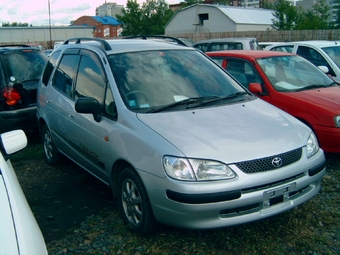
[265, 40, 340, 82]
[193, 37, 259, 52]
[0, 130, 47, 255]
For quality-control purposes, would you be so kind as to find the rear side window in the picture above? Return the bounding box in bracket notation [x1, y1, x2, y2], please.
[270, 46, 294, 53]
[42, 50, 61, 86]
[212, 42, 243, 51]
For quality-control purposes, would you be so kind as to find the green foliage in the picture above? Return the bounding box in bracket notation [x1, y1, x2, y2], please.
[2, 22, 30, 27]
[270, 0, 298, 30]
[295, 0, 330, 30]
[268, 0, 331, 30]
[117, 0, 174, 36]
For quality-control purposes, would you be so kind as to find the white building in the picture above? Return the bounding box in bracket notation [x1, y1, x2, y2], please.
[165, 4, 274, 35]
[95, 2, 124, 18]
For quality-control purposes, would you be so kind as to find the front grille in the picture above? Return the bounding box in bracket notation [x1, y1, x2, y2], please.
[235, 147, 302, 174]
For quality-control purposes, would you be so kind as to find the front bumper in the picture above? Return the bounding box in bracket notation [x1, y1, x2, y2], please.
[140, 149, 326, 230]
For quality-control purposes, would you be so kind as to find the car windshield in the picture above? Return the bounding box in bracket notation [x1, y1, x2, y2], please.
[257, 55, 335, 92]
[108, 50, 247, 112]
[3, 50, 46, 84]
[322, 45, 340, 67]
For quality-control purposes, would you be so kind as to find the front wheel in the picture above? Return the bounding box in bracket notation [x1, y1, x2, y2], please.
[117, 166, 159, 235]
[41, 125, 60, 166]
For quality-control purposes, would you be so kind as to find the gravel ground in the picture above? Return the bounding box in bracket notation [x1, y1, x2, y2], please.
[12, 139, 340, 255]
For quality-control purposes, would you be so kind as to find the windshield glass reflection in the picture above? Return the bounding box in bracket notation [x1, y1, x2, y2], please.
[108, 50, 245, 112]
[322, 46, 340, 67]
[257, 55, 334, 92]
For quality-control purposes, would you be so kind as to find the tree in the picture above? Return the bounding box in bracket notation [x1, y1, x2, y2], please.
[117, 0, 143, 36]
[2, 22, 29, 27]
[270, 0, 298, 30]
[117, 0, 174, 36]
[295, 0, 330, 30]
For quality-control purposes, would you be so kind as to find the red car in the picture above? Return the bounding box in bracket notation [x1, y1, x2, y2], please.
[206, 50, 340, 153]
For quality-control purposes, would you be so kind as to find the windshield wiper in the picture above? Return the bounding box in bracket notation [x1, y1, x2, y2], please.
[149, 93, 249, 113]
[195, 91, 250, 106]
[294, 84, 329, 91]
[21, 78, 40, 83]
[149, 96, 220, 113]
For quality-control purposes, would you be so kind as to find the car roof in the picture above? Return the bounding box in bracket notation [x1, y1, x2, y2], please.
[194, 38, 257, 45]
[267, 40, 340, 48]
[57, 38, 194, 54]
[206, 50, 296, 58]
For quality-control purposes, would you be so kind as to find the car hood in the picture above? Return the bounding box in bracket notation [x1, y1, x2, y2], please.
[137, 99, 309, 163]
[288, 86, 340, 112]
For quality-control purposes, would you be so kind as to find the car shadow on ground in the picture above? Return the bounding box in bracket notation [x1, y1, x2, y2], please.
[14, 132, 115, 243]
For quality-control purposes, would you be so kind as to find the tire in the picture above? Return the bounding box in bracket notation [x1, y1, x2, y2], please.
[117, 166, 158, 235]
[41, 125, 60, 166]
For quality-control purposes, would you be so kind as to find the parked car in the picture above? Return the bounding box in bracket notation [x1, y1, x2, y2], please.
[193, 37, 259, 52]
[28, 43, 45, 51]
[265, 40, 340, 82]
[0, 129, 47, 254]
[42, 49, 53, 57]
[37, 37, 326, 235]
[258, 42, 283, 50]
[206, 50, 340, 153]
[0, 44, 47, 134]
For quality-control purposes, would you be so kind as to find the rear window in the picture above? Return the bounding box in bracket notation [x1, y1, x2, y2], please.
[2, 50, 47, 85]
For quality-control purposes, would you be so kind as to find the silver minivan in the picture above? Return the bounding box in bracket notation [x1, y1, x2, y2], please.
[37, 38, 326, 235]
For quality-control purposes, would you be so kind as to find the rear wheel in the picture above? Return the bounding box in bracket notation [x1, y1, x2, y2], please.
[117, 166, 158, 235]
[41, 125, 60, 166]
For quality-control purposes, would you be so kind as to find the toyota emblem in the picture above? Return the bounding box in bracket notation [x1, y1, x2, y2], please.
[272, 157, 283, 168]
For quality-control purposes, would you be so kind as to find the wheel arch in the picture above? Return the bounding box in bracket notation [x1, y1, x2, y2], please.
[110, 159, 134, 197]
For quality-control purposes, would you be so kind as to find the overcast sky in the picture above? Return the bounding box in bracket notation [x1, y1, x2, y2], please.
[0, 0, 178, 26]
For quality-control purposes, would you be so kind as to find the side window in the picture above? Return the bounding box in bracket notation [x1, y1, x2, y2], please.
[270, 46, 293, 53]
[195, 43, 209, 52]
[52, 54, 80, 98]
[226, 59, 248, 87]
[42, 50, 61, 86]
[210, 57, 224, 67]
[297, 46, 334, 76]
[105, 84, 117, 118]
[226, 59, 265, 92]
[74, 50, 106, 104]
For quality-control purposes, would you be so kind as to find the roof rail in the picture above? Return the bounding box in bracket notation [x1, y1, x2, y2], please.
[63, 37, 112, 51]
[123, 35, 188, 46]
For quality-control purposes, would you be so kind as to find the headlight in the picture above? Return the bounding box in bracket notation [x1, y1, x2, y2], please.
[335, 115, 340, 127]
[306, 132, 319, 158]
[163, 156, 236, 181]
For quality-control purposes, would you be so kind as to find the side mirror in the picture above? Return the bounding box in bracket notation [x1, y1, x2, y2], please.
[0, 130, 27, 160]
[318, 65, 329, 74]
[75, 97, 102, 122]
[248, 83, 263, 94]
